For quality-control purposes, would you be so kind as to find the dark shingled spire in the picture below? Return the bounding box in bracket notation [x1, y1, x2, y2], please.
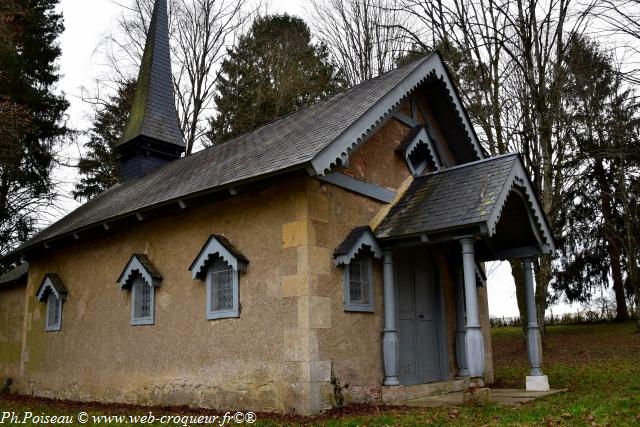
[116, 0, 184, 180]
[119, 0, 183, 147]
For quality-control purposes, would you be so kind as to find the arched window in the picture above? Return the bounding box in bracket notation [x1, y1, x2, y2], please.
[334, 226, 382, 312]
[36, 274, 68, 332]
[190, 235, 248, 320]
[46, 293, 62, 331]
[346, 249, 374, 307]
[131, 275, 154, 325]
[117, 254, 162, 326]
[206, 257, 237, 319]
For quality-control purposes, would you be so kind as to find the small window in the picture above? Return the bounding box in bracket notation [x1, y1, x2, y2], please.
[190, 235, 248, 320]
[36, 273, 67, 332]
[206, 257, 239, 320]
[343, 251, 374, 312]
[117, 254, 162, 326]
[131, 275, 154, 326]
[46, 293, 62, 332]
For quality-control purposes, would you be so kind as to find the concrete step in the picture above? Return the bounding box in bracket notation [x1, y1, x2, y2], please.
[382, 378, 470, 403]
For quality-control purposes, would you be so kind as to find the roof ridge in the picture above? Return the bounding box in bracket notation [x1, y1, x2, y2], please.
[421, 152, 519, 177]
[189, 53, 435, 154]
[114, 54, 437, 181]
[2, 53, 452, 260]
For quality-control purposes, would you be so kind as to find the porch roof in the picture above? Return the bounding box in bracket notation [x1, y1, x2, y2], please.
[375, 154, 555, 257]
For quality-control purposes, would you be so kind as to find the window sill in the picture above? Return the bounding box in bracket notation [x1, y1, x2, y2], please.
[131, 318, 154, 326]
[207, 310, 239, 320]
[344, 304, 375, 313]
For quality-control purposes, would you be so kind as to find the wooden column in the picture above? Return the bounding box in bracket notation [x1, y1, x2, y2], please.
[382, 248, 400, 386]
[459, 237, 484, 381]
[455, 266, 470, 377]
[522, 257, 543, 375]
[522, 257, 549, 390]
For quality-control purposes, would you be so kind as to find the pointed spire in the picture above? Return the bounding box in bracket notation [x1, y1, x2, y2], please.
[118, 0, 184, 149]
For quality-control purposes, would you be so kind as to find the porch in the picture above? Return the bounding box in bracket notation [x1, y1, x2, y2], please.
[371, 154, 556, 398]
[400, 388, 564, 407]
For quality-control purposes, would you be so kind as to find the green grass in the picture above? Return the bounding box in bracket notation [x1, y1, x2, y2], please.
[2, 322, 639, 426]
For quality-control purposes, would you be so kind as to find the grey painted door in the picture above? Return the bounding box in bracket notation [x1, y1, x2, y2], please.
[396, 247, 443, 385]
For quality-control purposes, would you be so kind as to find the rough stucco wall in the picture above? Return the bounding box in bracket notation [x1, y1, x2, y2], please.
[16, 96, 495, 412]
[312, 112, 464, 403]
[314, 183, 386, 404]
[20, 180, 308, 413]
[342, 103, 417, 189]
[0, 283, 26, 384]
[312, 106, 485, 403]
[313, 114, 415, 404]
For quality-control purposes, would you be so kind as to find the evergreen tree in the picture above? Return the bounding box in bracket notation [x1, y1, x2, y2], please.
[0, 0, 69, 255]
[207, 14, 344, 145]
[74, 80, 136, 201]
[553, 35, 640, 320]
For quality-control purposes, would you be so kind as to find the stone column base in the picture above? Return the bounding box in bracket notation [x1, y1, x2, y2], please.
[526, 375, 550, 391]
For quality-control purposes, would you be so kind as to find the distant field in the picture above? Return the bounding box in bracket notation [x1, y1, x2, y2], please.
[2, 322, 639, 426]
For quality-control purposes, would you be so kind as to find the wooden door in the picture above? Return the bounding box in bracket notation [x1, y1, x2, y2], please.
[396, 246, 444, 385]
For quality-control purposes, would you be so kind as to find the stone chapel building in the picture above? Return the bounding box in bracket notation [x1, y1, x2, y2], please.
[0, 0, 555, 414]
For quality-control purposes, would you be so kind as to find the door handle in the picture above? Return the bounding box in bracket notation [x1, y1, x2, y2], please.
[418, 314, 424, 319]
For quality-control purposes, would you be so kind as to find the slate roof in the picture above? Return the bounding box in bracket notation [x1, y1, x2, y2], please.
[36, 273, 68, 300]
[0, 262, 28, 286]
[334, 226, 372, 257]
[118, 0, 183, 148]
[6, 52, 487, 261]
[375, 154, 521, 239]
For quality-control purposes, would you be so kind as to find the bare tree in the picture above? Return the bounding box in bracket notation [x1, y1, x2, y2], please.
[307, 0, 412, 86]
[397, 0, 598, 329]
[600, 1, 640, 82]
[97, 0, 250, 153]
[397, 0, 513, 155]
[493, 0, 598, 328]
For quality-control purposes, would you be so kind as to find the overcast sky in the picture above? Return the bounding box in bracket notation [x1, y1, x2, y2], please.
[53, 0, 581, 318]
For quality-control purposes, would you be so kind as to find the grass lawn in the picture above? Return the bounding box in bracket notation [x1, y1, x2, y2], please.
[1, 322, 639, 426]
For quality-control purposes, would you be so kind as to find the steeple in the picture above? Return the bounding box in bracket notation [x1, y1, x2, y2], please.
[116, 0, 184, 180]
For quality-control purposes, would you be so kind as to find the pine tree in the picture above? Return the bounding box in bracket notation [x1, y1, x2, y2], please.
[553, 35, 640, 320]
[207, 14, 344, 145]
[0, 0, 69, 255]
[73, 80, 136, 201]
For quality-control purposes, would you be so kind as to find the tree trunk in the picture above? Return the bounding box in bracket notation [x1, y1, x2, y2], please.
[594, 159, 628, 320]
[510, 259, 527, 337]
[635, 293, 640, 330]
[618, 161, 640, 330]
[535, 255, 552, 335]
[610, 244, 629, 321]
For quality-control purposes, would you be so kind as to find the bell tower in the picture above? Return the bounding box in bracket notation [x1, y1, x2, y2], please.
[116, 0, 184, 180]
